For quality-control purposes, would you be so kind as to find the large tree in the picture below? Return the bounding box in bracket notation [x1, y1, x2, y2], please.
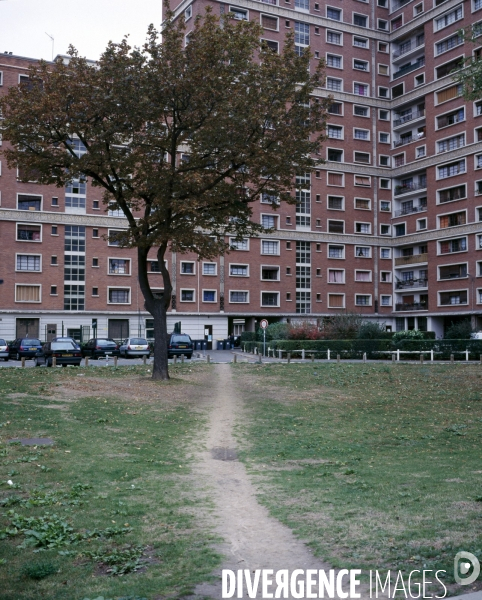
[0, 8, 328, 380]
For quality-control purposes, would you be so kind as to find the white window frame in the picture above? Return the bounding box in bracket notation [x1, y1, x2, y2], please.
[326, 5, 342, 20]
[353, 127, 370, 141]
[380, 247, 391, 259]
[353, 105, 370, 118]
[353, 12, 368, 27]
[378, 64, 389, 76]
[355, 293, 372, 306]
[107, 257, 131, 276]
[354, 197, 371, 210]
[202, 289, 217, 303]
[416, 145, 426, 159]
[179, 288, 196, 302]
[417, 217, 428, 230]
[436, 158, 466, 180]
[260, 291, 280, 307]
[355, 245, 371, 258]
[437, 236, 468, 255]
[327, 268, 346, 284]
[107, 229, 125, 247]
[355, 221, 372, 234]
[16, 223, 42, 243]
[180, 260, 196, 275]
[377, 19, 388, 30]
[380, 179, 391, 190]
[353, 36, 369, 48]
[107, 286, 131, 305]
[326, 77, 343, 92]
[326, 53, 343, 69]
[353, 151, 371, 164]
[15, 284, 42, 303]
[328, 293, 346, 308]
[327, 219, 345, 233]
[202, 262, 217, 276]
[327, 124, 344, 139]
[17, 193, 43, 211]
[380, 224, 391, 235]
[15, 253, 42, 273]
[438, 288, 469, 307]
[437, 208, 467, 229]
[229, 6, 249, 20]
[354, 174, 371, 187]
[355, 269, 372, 282]
[353, 81, 369, 97]
[260, 265, 281, 281]
[229, 290, 250, 303]
[327, 195, 345, 210]
[380, 295, 392, 306]
[378, 86, 390, 98]
[229, 263, 250, 277]
[328, 244, 345, 259]
[379, 109, 390, 121]
[260, 13, 279, 30]
[261, 213, 279, 229]
[326, 30, 343, 45]
[229, 238, 249, 251]
[261, 239, 280, 255]
[434, 5, 463, 32]
[353, 58, 370, 72]
[437, 183, 467, 204]
[184, 5, 192, 20]
[379, 132, 390, 144]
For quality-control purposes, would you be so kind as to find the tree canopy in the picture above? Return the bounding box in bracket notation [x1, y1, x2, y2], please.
[0, 9, 328, 379]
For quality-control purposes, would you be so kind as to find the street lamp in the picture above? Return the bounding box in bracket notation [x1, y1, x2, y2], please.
[467, 273, 476, 329]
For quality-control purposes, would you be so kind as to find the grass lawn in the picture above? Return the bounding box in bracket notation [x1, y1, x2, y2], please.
[234, 362, 482, 596]
[0, 363, 220, 600]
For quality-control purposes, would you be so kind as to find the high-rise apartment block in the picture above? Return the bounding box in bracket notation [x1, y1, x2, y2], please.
[0, 0, 481, 343]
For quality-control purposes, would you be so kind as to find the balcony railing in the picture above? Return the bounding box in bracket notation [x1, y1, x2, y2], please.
[395, 302, 428, 311]
[393, 109, 425, 127]
[393, 36, 425, 59]
[396, 278, 428, 289]
[394, 182, 427, 196]
[394, 204, 427, 217]
[394, 253, 428, 266]
[393, 57, 425, 79]
[394, 133, 425, 148]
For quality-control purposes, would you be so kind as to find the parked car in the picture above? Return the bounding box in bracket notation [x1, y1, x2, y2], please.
[35, 341, 82, 367]
[81, 338, 120, 359]
[9, 338, 43, 360]
[119, 337, 150, 359]
[52, 336, 81, 350]
[471, 332, 482, 339]
[0, 339, 9, 361]
[167, 333, 193, 359]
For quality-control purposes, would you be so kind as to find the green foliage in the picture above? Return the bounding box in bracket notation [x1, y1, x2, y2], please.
[444, 319, 475, 339]
[263, 322, 291, 341]
[21, 560, 58, 580]
[392, 329, 425, 342]
[357, 321, 390, 339]
[287, 322, 324, 340]
[240, 332, 256, 343]
[83, 545, 146, 576]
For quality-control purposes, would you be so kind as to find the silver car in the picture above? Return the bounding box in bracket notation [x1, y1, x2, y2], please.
[0, 339, 9, 361]
[119, 337, 150, 358]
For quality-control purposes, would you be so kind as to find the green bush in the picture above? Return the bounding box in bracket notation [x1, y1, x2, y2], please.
[392, 330, 425, 342]
[240, 331, 256, 343]
[357, 322, 391, 339]
[444, 319, 475, 339]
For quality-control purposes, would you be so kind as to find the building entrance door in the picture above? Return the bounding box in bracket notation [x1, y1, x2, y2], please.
[204, 325, 213, 350]
[16, 318, 39, 339]
[46, 324, 57, 341]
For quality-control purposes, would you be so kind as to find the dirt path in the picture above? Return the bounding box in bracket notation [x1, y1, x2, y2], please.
[191, 363, 356, 600]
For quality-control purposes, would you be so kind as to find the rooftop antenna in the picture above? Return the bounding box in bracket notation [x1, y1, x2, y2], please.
[45, 32, 54, 61]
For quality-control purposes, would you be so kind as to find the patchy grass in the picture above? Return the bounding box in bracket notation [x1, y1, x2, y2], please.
[234, 362, 482, 595]
[0, 363, 220, 600]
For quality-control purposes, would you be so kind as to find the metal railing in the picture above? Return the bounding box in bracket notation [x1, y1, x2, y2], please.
[394, 204, 427, 217]
[393, 57, 425, 79]
[393, 36, 425, 59]
[394, 253, 428, 266]
[393, 109, 425, 127]
[394, 182, 427, 196]
[396, 278, 428, 289]
[395, 302, 428, 311]
[394, 133, 425, 148]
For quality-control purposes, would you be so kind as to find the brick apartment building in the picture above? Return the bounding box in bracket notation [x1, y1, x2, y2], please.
[1, 0, 482, 344]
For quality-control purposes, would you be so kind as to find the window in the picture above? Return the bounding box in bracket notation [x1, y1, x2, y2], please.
[108, 288, 130, 304]
[261, 240, 280, 254]
[92, 286, 99, 296]
[92, 228, 99, 238]
[230, 264, 249, 276]
[203, 263, 217, 275]
[92, 258, 99, 267]
[261, 266, 280, 280]
[439, 290, 467, 305]
[353, 36, 368, 48]
[353, 14, 367, 27]
[327, 78, 342, 91]
[378, 87, 389, 98]
[354, 59, 368, 71]
[379, 110, 390, 121]
[203, 290, 216, 302]
[417, 218, 427, 230]
[294, 22, 309, 54]
[327, 173, 344, 187]
[381, 296, 392, 306]
[436, 34, 463, 55]
[230, 291, 249, 303]
[381, 224, 391, 235]
[354, 175, 370, 187]
[52, 226, 58, 235]
[261, 292, 280, 306]
[109, 258, 130, 275]
[328, 269, 345, 283]
[379, 133, 390, 143]
[437, 160, 466, 179]
[355, 295, 371, 306]
[17, 224, 41, 242]
[328, 245, 344, 259]
[355, 270, 371, 281]
[180, 261, 195, 274]
[51, 197, 59, 207]
[328, 220, 344, 233]
[437, 108, 464, 128]
[328, 294, 345, 308]
[439, 237, 467, 253]
[416, 146, 426, 159]
[16, 255, 41, 271]
[50, 285, 57, 295]
[327, 6, 341, 19]
[108, 229, 124, 247]
[328, 102, 343, 115]
[355, 222, 371, 234]
[326, 54, 342, 68]
[354, 129, 369, 140]
[439, 211, 466, 228]
[261, 14, 278, 29]
[354, 152, 370, 164]
[261, 191, 279, 204]
[230, 6, 248, 20]
[230, 238, 249, 250]
[328, 149, 343, 162]
[392, 84, 404, 98]
[64, 255, 85, 282]
[354, 83, 369, 96]
[355, 246, 371, 257]
[17, 194, 42, 211]
[354, 105, 369, 117]
[395, 223, 406, 236]
[328, 196, 344, 210]
[391, 15, 403, 30]
[15, 285, 41, 303]
[355, 198, 370, 210]
[436, 58, 463, 79]
[435, 6, 463, 30]
[437, 134, 465, 153]
[327, 31, 342, 44]
[179, 289, 194, 302]
[394, 154, 405, 167]
[380, 179, 391, 190]
[380, 201, 391, 212]
[378, 19, 388, 30]
[328, 125, 343, 139]
[381, 248, 391, 259]
[51, 256, 58, 266]
[262, 214, 277, 229]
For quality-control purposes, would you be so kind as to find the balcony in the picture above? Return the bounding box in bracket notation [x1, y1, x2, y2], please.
[393, 109, 425, 127]
[395, 302, 428, 311]
[391, 0, 411, 10]
[394, 182, 427, 196]
[394, 204, 427, 217]
[396, 278, 428, 289]
[393, 57, 425, 79]
[394, 253, 428, 266]
[393, 37, 425, 60]
[394, 133, 425, 148]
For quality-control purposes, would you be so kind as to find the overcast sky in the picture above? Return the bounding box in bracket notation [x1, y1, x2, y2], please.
[0, 0, 164, 61]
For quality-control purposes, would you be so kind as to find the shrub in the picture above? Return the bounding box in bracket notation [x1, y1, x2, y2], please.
[322, 312, 363, 339]
[357, 321, 390, 339]
[21, 561, 58, 580]
[444, 320, 475, 340]
[392, 330, 425, 342]
[288, 322, 324, 340]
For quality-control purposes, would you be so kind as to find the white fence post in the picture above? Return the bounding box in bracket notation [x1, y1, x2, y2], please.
[327, 349, 331, 361]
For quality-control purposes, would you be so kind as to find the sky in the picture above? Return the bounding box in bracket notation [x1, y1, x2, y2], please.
[0, 0, 164, 61]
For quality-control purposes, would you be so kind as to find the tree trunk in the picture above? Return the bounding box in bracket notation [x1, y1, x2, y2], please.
[150, 298, 170, 381]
